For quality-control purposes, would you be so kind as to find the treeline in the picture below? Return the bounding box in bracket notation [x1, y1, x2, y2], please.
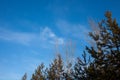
[22, 11, 120, 80]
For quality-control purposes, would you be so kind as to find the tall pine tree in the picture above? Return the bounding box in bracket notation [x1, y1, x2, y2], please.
[47, 54, 64, 80]
[31, 63, 45, 80]
[85, 11, 120, 80]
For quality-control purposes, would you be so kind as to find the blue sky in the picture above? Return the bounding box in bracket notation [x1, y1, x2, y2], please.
[0, 0, 120, 80]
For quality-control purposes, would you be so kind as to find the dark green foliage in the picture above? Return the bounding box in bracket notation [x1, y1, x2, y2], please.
[63, 63, 73, 80]
[85, 11, 120, 80]
[22, 73, 27, 80]
[47, 54, 64, 80]
[31, 63, 46, 80]
[73, 52, 90, 80]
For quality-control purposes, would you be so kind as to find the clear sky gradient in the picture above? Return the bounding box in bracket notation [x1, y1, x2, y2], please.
[0, 0, 120, 80]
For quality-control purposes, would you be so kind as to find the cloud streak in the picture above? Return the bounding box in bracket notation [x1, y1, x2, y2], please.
[40, 27, 64, 45]
[56, 20, 90, 40]
[0, 28, 36, 45]
[0, 27, 64, 46]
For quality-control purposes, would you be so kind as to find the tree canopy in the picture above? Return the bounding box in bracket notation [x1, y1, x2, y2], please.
[22, 11, 120, 80]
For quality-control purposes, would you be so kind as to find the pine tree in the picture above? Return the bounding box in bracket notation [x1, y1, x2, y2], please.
[47, 54, 64, 80]
[31, 63, 45, 80]
[85, 11, 120, 80]
[73, 52, 90, 80]
[22, 73, 27, 80]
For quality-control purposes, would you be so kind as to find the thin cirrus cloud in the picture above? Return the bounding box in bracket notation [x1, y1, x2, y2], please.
[0, 28, 36, 45]
[56, 20, 90, 40]
[0, 27, 64, 46]
[40, 27, 64, 45]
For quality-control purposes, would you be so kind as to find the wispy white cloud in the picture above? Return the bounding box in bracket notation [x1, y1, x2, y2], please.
[0, 28, 36, 45]
[40, 27, 64, 45]
[0, 27, 64, 46]
[56, 20, 90, 39]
